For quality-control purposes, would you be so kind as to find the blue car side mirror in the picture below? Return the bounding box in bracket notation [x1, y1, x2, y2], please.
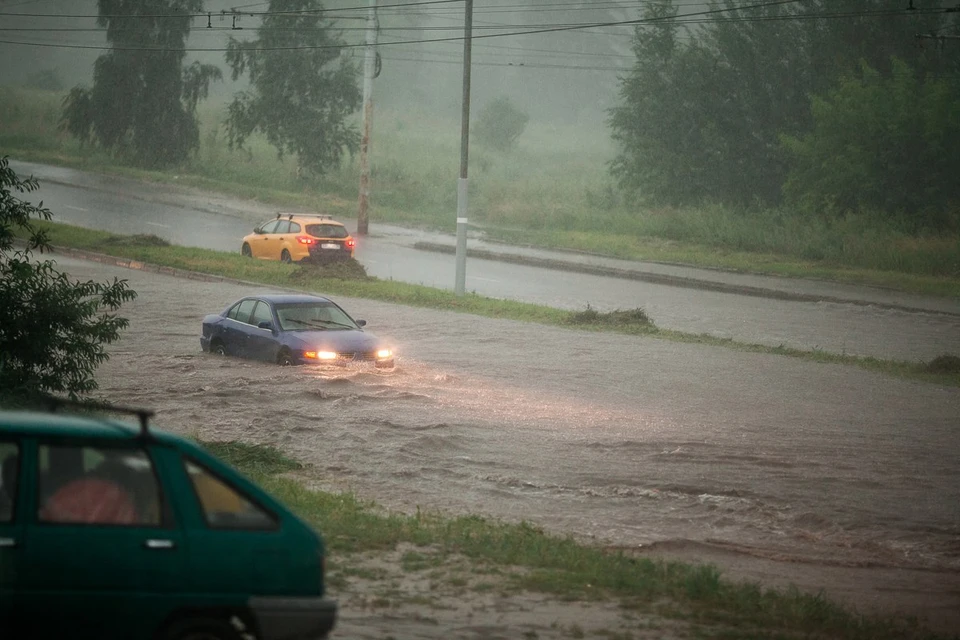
[258, 321, 274, 331]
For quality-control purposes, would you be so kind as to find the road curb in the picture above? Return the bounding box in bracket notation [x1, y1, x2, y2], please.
[43, 242, 960, 319]
[49, 245, 277, 291]
[413, 241, 960, 317]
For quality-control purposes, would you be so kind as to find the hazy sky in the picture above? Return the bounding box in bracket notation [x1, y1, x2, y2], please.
[1, 0, 693, 125]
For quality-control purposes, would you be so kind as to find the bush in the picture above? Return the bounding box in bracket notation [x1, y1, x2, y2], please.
[24, 69, 64, 92]
[926, 354, 960, 374]
[781, 58, 960, 230]
[474, 96, 529, 152]
[292, 256, 369, 280]
[0, 156, 137, 400]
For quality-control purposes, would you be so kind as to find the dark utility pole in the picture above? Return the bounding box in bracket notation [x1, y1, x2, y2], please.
[357, 0, 378, 236]
[455, 0, 473, 295]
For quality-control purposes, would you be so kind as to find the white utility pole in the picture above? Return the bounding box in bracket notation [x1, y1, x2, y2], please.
[455, 0, 473, 295]
[357, 0, 378, 236]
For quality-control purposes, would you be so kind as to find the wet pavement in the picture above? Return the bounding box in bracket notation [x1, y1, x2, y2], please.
[14, 158, 958, 316]
[11, 159, 960, 363]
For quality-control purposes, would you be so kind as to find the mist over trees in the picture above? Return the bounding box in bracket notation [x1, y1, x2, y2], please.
[59, 0, 221, 168]
[609, 0, 959, 227]
[224, 0, 362, 176]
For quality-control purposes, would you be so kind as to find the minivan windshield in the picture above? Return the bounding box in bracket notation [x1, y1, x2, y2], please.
[274, 302, 358, 331]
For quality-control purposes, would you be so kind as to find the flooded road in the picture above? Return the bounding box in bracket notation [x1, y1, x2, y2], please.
[13, 159, 960, 363]
[57, 255, 960, 629]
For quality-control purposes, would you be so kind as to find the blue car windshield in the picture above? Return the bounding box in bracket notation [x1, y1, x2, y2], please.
[274, 303, 357, 332]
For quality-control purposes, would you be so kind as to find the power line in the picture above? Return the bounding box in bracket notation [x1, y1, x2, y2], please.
[1, 7, 949, 34]
[380, 52, 627, 71]
[0, 1, 953, 53]
[0, 0, 463, 19]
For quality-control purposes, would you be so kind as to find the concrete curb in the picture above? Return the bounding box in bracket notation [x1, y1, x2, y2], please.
[50, 245, 275, 291]
[43, 241, 960, 320]
[413, 241, 960, 317]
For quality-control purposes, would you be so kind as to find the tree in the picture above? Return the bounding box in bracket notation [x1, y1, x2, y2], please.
[609, 0, 958, 208]
[0, 157, 137, 401]
[474, 97, 529, 152]
[224, 0, 362, 176]
[609, 2, 730, 204]
[60, 0, 221, 168]
[781, 59, 960, 229]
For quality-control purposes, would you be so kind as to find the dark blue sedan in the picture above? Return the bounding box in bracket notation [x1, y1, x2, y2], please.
[200, 294, 395, 368]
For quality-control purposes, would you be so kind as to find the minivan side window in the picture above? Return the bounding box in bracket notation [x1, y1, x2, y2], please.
[37, 444, 162, 527]
[0, 442, 20, 522]
[183, 459, 277, 530]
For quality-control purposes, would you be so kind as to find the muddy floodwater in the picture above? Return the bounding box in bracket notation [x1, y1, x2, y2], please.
[59, 256, 960, 632]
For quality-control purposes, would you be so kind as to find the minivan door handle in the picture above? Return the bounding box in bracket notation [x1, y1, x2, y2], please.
[0, 537, 16, 548]
[143, 538, 176, 550]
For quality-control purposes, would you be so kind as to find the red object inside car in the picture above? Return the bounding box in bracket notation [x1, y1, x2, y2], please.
[42, 478, 138, 524]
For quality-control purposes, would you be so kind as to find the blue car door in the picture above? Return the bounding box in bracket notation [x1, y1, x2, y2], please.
[221, 299, 259, 358]
[246, 301, 280, 362]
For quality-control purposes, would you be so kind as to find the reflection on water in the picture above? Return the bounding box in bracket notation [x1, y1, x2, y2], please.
[152, 357, 960, 574]
[83, 254, 960, 580]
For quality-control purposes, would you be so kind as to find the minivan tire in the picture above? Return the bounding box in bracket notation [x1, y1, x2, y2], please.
[163, 617, 243, 640]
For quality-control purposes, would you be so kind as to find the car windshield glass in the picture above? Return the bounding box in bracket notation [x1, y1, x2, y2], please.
[274, 302, 357, 331]
[305, 224, 348, 239]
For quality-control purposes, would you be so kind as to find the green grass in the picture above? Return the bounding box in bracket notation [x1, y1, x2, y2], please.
[26, 219, 960, 388]
[3, 86, 959, 298]
[204, 439, 949, 639]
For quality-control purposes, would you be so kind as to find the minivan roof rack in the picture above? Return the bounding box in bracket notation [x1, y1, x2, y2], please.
[43, 395, 156, 439]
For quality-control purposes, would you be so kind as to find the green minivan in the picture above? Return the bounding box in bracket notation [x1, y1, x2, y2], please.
[0, 402, 337, 640]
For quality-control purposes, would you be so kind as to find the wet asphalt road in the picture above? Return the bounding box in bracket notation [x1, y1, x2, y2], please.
[11, 159, 960, 362]
[54, 254, 960, 633]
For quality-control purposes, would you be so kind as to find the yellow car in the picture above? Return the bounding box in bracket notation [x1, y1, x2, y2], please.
[241, 213, 356, 263]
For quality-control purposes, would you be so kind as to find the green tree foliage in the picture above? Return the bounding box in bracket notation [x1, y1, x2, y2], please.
[609, 3, 726, 205]
[0, 157, 137, 400]
[59, 0, 221, 168]
[474, 96, 529, 152]
[782, 59, 960, 229]
[609, 0, 957, 208]
[225, 0, 362, 176]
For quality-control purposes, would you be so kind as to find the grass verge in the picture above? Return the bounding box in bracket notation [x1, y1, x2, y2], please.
[30, 220, 960, 388]
[3, 86, 959, 298]
[204, 440, 949, 640]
